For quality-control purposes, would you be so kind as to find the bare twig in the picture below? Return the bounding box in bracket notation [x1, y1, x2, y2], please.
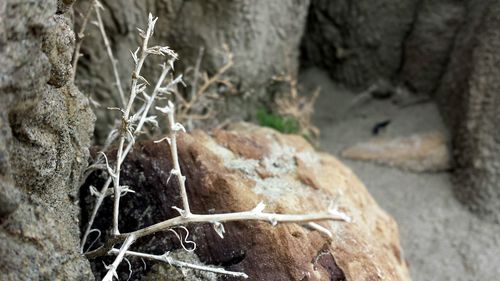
[81, 62, 178, 250]
[108, 12, 159, 236]
[273, 51, 321, 139]
[156, 102, 190, 215]
[109, 249, 249, 278]
[80, 17, 179, 249]
[94, 1, 126, 106]
[175, 44, 235, 127]
[71, 0, 97, 81]
[85, 203, 350, 259]
[82, 12, 350, 280]
[102, 234, 136, 281]
[190, 46, 205, 101]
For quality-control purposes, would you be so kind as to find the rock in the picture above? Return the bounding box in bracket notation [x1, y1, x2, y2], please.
[398, 0, 464, 95]
[75, 0, 310, 142]
[0, 180, 21, 220]
[301, 0, 466, 96]
[301, 0, 418, 89]
[434, 0, 500, 222]
[301, 0, 500, 221]
[341, 131, 451, 172]
[0, 0, 95, 279]
[0, 202, 94, 281]
[9, 83, 94, 218]
[42, 14, 75, 88]
[82, 123, 411, 281]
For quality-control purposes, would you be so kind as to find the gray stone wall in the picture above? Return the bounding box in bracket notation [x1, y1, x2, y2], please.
[0, 0, 95, 279]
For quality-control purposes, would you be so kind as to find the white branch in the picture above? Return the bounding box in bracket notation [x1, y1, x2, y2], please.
[81, 18, 180, 247]
[305, 222, 333, 238]
[94, 1, 126, 107]
[157, 101, 191, 216]
[102, 234, 136, 281]
[82, 12, 351, 281]
[109, 12, 159, 236]
[127, 208, 349, 240]
[108, 249, 249, 279]
[71, 0, 97, 81]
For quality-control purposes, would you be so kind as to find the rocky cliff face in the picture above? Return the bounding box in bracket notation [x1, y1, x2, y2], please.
[0, 0, 95, 279]
[301, 0, 418, 89]
[435, 0, 500, 222]
[82, 123, 411, 281]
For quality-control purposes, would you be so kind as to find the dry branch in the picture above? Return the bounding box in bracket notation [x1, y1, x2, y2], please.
[80, 12, 349, 280]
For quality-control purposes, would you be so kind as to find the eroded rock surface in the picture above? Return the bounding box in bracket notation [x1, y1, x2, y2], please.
[301, 0, 464, 94]
[301, 0, 418, 89]
[82, 123, 410, 281]
[0, 0, 94, 279]
[434, 0, 500, 222]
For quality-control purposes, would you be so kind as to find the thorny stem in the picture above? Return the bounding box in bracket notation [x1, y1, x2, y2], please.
[135, 63, 173, 131]
[81, 14, 176, 249]
[110, 13, 155, 236]
[86, 208, 350, 259]
[102, 234, 136, 281]
[94, 1, 126, 106]
[165, 103, 191, 215]
[80, 177, 111, 252]
[71, 0, 96, 81]
[82, 12, 350, 280]
[81, 64, 174, 248]
[190, 46, 204, 101]
[109, 249, 249, 278]
[127, 209, 349, 239]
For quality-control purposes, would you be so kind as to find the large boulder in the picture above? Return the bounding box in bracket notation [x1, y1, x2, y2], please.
[75, 0, 310, 141]
[434, 0, 500, 222]
[0, 0, 95, 279]
[82, 123, 411, 281]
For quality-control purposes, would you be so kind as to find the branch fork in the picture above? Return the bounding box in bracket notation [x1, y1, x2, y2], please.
[79, 11, 350, 280]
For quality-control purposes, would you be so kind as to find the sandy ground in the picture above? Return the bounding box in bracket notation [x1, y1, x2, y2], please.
[300, 68, 500, 281]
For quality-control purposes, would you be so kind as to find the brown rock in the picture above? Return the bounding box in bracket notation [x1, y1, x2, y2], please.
[83, 123, 410, 281]
[342, 131, 451, 172]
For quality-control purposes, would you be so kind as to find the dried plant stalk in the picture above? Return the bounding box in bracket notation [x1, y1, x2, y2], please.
[71, 0, 96, 81]
[174, 44, 235, 129]
[81, 12, 349, 280]
[274, 52, 321, 139]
